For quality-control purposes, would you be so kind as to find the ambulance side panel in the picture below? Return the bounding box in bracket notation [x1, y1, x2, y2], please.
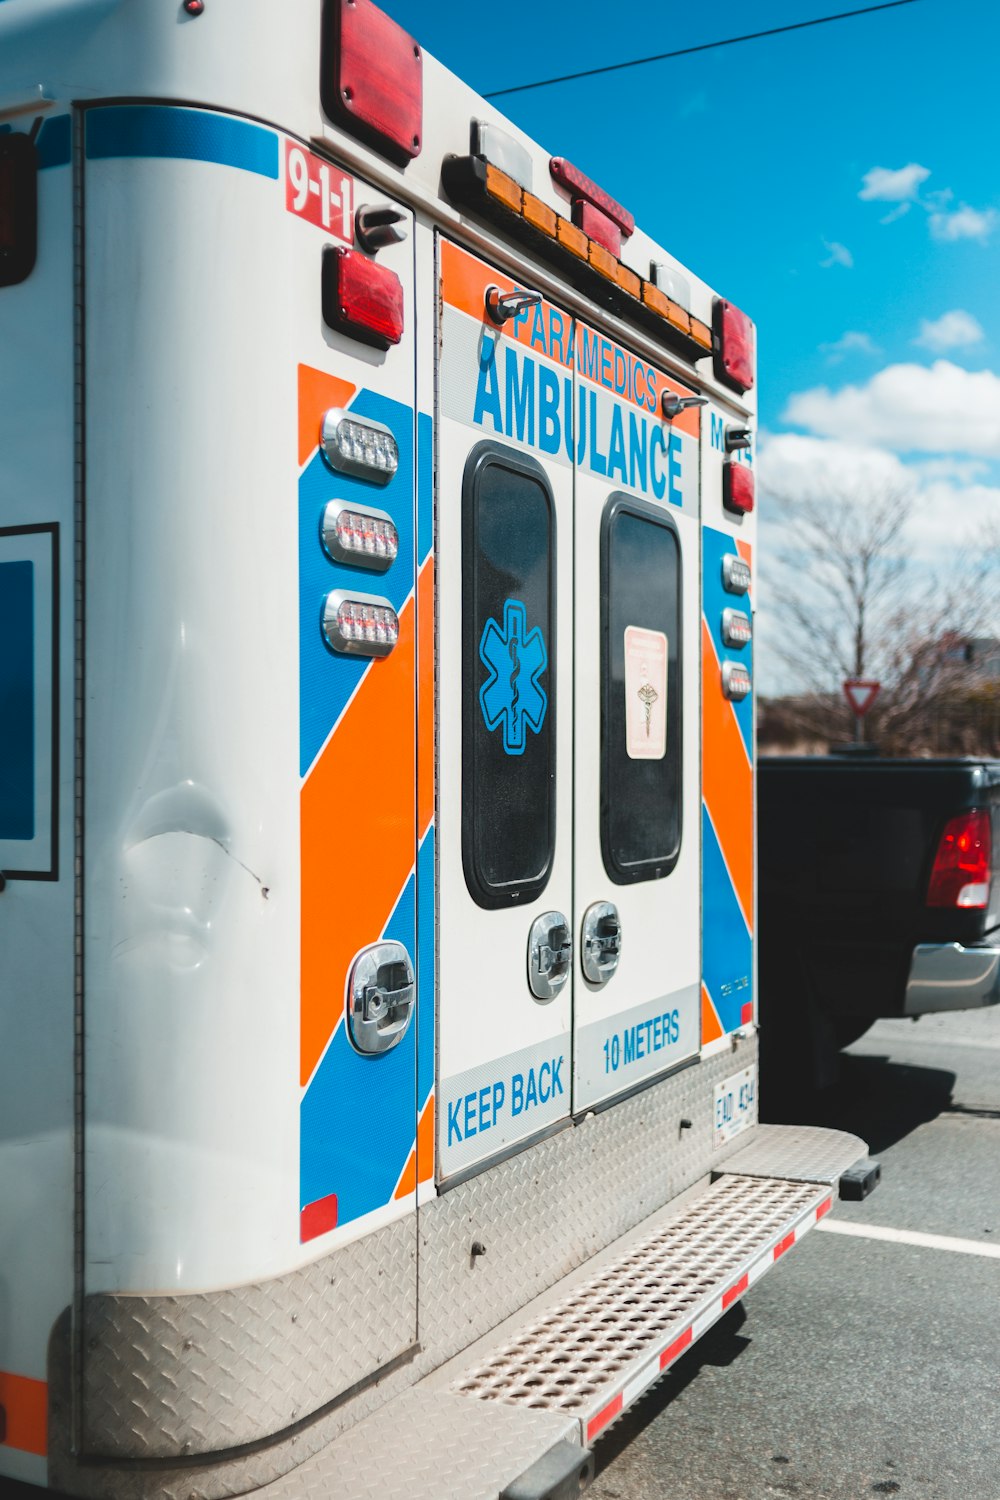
[0, 110, 75, 1489]
[77, 105, 421, 1458]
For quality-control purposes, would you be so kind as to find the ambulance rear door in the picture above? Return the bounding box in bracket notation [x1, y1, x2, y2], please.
[571, 323, 702, 1110]
[435, 238, 575, 1181]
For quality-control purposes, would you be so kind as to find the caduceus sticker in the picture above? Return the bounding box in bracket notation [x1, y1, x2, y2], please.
[624, 626, 668, 760]
[479, 598, 548, 755]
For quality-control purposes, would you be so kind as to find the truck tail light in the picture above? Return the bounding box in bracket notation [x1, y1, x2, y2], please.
[927, 810, 991, 909]
[321, 0, 422, 165]
[723, 462, 754, 516]
[713, 298, 755, 393]
[322, 246, 404, 349]
[0, 133, 38, 288]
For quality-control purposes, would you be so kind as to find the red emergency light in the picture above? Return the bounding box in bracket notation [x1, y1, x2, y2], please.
[549, 157, 634, 238]
[927, 809, 991, 909]
[321, 0, 423, 165]
[723, 461, 754, 516]
[572, 199, 621, 258]
[713, 298, 755, 394]
[322, 247, 404, 349]
[0, 132, 37, 288]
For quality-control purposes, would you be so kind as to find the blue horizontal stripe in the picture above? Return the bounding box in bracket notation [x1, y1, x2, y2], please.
[85, 105, 278, 179]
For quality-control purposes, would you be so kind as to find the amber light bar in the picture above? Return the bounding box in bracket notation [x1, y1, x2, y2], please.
[441, 153, 712, 364]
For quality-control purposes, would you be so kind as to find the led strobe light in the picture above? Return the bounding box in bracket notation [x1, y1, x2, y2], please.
[321, 408, 398, 485]
[721, 660, 752, 701]
[321, 500, 398, 572]
[722, 608, 752, 648]
[722, 552, 752, 595]
[322, 590, 399, 658]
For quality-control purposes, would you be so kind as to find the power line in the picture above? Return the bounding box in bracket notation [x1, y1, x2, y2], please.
[483, 0, 922, 99]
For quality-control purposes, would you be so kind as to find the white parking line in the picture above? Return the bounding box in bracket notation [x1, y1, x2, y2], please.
[818, 1219, 1000, 1259]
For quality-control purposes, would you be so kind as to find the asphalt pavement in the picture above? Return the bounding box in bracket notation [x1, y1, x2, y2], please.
[589, 1008, 1000, 1500]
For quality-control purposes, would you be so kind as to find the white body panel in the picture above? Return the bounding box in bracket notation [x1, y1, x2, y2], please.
[0, 109, 75, 1487]
[0, 3, 761, 1489]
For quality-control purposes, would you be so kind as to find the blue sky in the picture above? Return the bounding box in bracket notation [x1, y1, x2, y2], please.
[382, 0, 1000, 617]
[380, 0, 1000, 690]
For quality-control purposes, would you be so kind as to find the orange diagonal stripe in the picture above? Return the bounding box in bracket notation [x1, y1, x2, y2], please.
[300, 596, 416, 1085]
[702, 618, 753, 931]
[298, 364, 356, 468]
[0, 1369, 47, 1456]
[701, 983, 723, 1046]
[394, 1090, 435, 1200]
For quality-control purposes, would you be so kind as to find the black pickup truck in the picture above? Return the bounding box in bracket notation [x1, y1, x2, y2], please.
[758, 754, 1000, 1093]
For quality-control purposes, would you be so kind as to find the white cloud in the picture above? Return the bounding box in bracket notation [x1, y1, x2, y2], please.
[929, 203, 998, 242]
[782, 360, 1000, 456]
[859, 163, 930, 202]
[880, 202, 911, 225]
[819, 330, 881, 363]
[757, 433, 1000, 561]
[914, 310, 985, 352]
[821, 240, 853, 269]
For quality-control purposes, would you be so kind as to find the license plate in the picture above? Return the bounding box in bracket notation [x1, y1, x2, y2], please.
[714, 1066, 756, 1146]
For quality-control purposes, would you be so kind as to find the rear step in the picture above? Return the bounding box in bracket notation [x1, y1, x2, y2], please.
[260, 1125, 869, 1500]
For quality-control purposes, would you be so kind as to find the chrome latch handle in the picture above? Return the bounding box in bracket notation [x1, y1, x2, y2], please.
[581, 901, 622, 986]
[528, 911, 572, 1003]
[347, 942, 415, 1055]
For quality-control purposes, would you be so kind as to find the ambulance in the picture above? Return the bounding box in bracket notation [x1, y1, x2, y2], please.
[0, 3, 874, 1495]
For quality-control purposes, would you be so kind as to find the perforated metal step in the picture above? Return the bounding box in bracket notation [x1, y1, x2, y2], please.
[448, 1172, 832, 1445]
[259, 1125, 865, 1499]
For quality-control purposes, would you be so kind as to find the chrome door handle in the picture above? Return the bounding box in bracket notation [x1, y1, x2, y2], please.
[581, 901, 622, 986]
[347, 942, 415, 1055]
[528, 911, 572, 1002]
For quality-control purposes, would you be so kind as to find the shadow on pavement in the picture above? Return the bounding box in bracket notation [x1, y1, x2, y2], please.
[762, 1047, 957, 1155]
[592, 1305, 751, 1478]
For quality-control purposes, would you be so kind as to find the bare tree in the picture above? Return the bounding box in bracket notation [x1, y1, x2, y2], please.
[759, 477, 997, 753]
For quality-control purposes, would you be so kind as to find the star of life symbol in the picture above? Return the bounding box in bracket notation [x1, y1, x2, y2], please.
[637, 680, 659, 737]
[479, 599, 548, 755]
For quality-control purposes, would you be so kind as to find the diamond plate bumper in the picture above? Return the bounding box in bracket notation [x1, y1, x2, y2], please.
[254, 1123, 866, 1499]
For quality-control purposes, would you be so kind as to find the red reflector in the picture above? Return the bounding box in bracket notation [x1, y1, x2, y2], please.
[300, 1193, 339, 1242]
[571, 199, 621, 256]
[927, 809, 991, 909]
[321, 0, 422, 164]
[723, 462, 754, 515]
[0, 133, 38, 288]
[550, 156, 634, 237]
[713, 298, 755, 393]
[322, 247, 405, 349]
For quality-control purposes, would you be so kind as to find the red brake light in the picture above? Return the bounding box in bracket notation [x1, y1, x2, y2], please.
[723, 462, 754, 516]
[321, 0, 422, 165]
[322, 248, 404, 349]
[549, 157, 634, 238]
[927, 810, 991, 909]
[713, 298, 755, 393]
[0, 133, 37, 288]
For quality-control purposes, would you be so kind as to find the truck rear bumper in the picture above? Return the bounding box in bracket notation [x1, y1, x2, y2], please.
[904, 942, 1000, 1015]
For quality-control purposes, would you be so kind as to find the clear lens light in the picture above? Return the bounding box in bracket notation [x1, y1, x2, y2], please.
[322, 590, 399, 657]
[322, 500, 398, 571]
[722, 608, 752, 647]
[722, 553, 752, 594]
[721, 660, 752, 701]
[321, 408, 399, 485]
